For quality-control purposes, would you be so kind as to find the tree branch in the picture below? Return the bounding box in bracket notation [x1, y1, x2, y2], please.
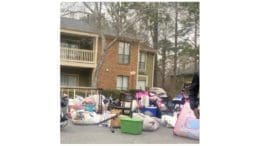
[121, 14, 144, 33]
[104, 37, 118, 51]
[83, 2, 94, 13]
[61, 10, 91, 17]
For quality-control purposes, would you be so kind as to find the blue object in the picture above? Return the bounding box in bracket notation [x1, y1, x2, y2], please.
[185, 118, 200, 129]
[84, 104, 95, 112]
[140, 107, 158, 117]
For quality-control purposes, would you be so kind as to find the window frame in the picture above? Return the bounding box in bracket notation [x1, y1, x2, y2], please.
[118, 42, 130, 65]
[139, 52, 146, 72]
[116, 75, 129, 90]
[137, 80, 146, 90]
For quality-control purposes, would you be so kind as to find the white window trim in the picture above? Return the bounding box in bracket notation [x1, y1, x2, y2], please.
[139, 52, 146, 72]
[116, 76, 129, 90]
[137, 75, 149, 89]
[118, 42, 130, 64]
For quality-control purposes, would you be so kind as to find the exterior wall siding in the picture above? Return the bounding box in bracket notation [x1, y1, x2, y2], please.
[97, 38, 139, 90]
[60, 29, 153, 90]
[138, 52, 155, 88]
[146, 53, 154, 88]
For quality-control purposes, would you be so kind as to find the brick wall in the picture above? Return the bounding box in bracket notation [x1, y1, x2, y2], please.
[97, 38, 139, 90]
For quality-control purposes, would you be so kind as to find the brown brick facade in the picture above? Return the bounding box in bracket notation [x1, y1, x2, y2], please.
[97, 38, 139, 90]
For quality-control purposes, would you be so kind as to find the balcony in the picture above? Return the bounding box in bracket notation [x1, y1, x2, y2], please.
[60, 47, 96, 68]
[60, 86, 100, 99]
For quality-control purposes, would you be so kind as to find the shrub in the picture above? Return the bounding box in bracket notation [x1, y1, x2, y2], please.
[102, 89, 138, 100]
[102, 89, 122, 100]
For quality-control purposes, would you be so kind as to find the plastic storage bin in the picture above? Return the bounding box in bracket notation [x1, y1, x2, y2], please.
[140, 106, 158, 117]
[120, 116, 143, 135]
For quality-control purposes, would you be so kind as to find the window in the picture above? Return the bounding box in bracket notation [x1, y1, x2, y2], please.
[139, 52, 146, 72]
[137, 80, 146, 90]
[118, 42, 130, 64]
[61, 74, 79, 87]
[116, 76, 129, 90]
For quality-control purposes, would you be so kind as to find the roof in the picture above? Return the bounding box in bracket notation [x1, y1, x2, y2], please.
[139, 43, 157, 53]
[61, 17, 99, 34]
[61, 17, 142, 41]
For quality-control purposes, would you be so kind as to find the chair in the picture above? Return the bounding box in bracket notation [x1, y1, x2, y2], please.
[111, 92, 134, 117]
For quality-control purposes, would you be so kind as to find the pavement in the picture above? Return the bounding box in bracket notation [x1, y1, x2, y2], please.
[60, 121, 199, 144]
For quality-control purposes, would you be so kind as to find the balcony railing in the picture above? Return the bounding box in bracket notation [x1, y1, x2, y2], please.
[60, 86, 101, 99]
[61, 47, 94, 64]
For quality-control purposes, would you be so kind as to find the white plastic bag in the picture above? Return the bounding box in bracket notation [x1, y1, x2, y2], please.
[133, 113, 160, 131]
[161, 112, 178, 128]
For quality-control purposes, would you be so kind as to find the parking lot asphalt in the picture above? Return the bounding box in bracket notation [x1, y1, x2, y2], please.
[60, 121, 199, 144]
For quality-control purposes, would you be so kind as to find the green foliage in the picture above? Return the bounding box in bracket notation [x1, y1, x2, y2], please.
[128, 89, 139, 96]
[179, 45, 199, 58]
[102, 89, 122, 99]
[159, 39, 173, 52]
[166, 74, 193, 97]
[102, 89, 139, 100]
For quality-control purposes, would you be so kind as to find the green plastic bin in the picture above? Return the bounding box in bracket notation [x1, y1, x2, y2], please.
[120, 116, 143, 135]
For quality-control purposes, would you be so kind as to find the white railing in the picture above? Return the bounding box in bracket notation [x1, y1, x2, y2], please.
[60, 86, 101, 99]
[61, 48, 94, 63]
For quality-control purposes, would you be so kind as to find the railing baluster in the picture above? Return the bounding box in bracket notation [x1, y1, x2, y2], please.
[73, 49, 75, 60]
[76, 49, 78, 60]
[61, 48, 94, 63]
[85, 50, 87, 62]
[81, 50, 83, 61]
[84, 51, 86, 61]
[61, 87, 99, 99]
[86, 50, 89, 61]
[73, 89, 76, 99]
[87, 51, 88, 62]
[80, 50, 81, 61]
[87, 51, 89, 62]
[91, 51, 93, 62]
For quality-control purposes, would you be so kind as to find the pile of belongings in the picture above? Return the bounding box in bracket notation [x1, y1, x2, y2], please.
[68, 95, 107, 113]
[71, 110, 103, 124]
[149, 87, 168, 98]
[173, 101, 200, 140]
[135, 89, 167, 114]
[135, 91, 150, 108]
[82, 94, 107, 112]
[132, 113, 160, 131]
[161, 112, 178, 128]
[68, 94, 112, 125]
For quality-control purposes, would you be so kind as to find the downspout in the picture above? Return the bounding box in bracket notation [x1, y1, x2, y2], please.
[136, 41, 140, 89]
[151, 52, 155, 88]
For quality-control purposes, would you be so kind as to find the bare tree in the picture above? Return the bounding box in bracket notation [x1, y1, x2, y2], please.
[61, 2, 145, 87]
